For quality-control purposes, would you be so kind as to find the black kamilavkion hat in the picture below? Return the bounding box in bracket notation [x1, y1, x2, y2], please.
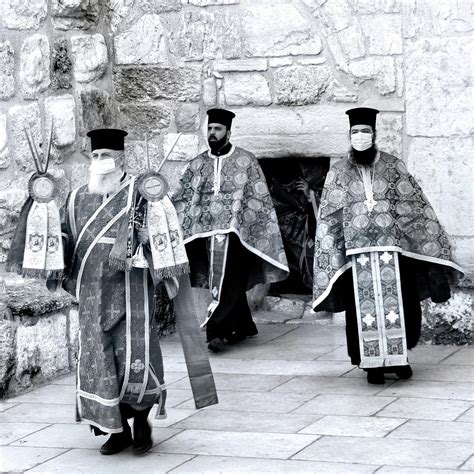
[207, 108, 236, 128]
[87, 129, 128, 151]
[345, 107, 379, 129]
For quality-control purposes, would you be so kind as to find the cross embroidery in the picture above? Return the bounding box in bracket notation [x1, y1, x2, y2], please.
[363, 313, 375, 327]
[380, 252, 393, 265]
[131, 359, 145, 374]
[357, 254, 369, 267]
[386, 310, 399, 324]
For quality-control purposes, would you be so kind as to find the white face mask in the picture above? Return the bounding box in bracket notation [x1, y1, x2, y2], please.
[89, 158, 117, 175]
[351, 132, 373, 152]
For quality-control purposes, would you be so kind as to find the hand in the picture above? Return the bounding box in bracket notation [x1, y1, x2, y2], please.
[137, 227, 149, 245]
[295, 179, 310, 199]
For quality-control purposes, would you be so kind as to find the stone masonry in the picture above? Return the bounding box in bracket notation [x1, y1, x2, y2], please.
[0, 1, 472, 318]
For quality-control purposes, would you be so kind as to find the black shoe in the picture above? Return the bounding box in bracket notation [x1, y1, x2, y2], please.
[208, 337, 225, 353]
[133, 416, 153, 454]
[366, 368, 385, 385]
[100, 430, 133, 455]
[226, 332, 247, 344]
[395, 365, 413, 380]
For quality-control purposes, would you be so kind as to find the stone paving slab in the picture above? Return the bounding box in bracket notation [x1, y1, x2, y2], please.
[293, 394, 396, 416]
[375, 397, 473, 421]
[272, 375, 394, 395]
[0, 402, 75, 424]
[461, 456, 474, 471]
[293, 436, 474, 469]
[377, 467, 470, 473]
[378, 380, 474, 401]
[9, 384, 76, 405]
[172, 455, 379, 473]
[387, 420, 474, 443]
[172, 409, 321, 434]
[0, 446, 67, 472]
[0, 400, 18, 412]
[300, 414, 405, 437]
[197, 357, 352, 377]
[458, 408, 474, 423]
[10, 423, 182, 450]
[1, 422, 49, 445]
[165, 388, 193, 408]
[408, 364, 474, 383]
[50, 374, 75, 386]
[155, 429, 319, 459]
[177, 390, 315, 414]
[169, 373, 292, 392]
[216, 342, 337, 361]
[151, 407, 196, 428]
[27, 449, 193, 473]
[441, 349, 474, 366]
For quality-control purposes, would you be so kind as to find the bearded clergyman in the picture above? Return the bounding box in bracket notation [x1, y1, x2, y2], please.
[7, 128, 218, 455]
[173, 108, 289, 353]
[312, 108, 464, 384]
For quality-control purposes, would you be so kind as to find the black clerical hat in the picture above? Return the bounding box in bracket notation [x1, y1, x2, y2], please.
[207, 108, 236, 128]
[345, 107, 379, 129]
[87, 129, 128, 151]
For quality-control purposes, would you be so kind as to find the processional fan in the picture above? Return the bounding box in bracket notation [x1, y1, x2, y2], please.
[131, 132, 182, 268]
[6, 122, 66, 279]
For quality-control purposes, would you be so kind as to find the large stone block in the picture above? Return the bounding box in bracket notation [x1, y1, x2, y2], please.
[337, 23, 366, 59]
[44, 95, 76, 148]
[0, 41, 15, 101]
[124, 138, 162, 175]
[51, 0, 100, 30]
[163, 133, 200, 161]
[176, 103, 201, 132]
[142, 0, 182, 12]
[79, 88, 113, 133]
[326, 34, 349, 73]
[7, 103, 42, 172]
[360, 14, 402, 55]
[352, 0, 401, 13]
[305, 0, 353, 33]
[224, 73, 272, 106]
[273, 65, 331, 105]
[19, 35, 50, 100]
[403, 0, 473, 38]
[114, 14, 167, 65]
[114, 67, 202, 102]
[203, 77, 217, 106]
[214, 59, 267, 72]
[231, 105, 350, 158]
[406, 37, 473, 137]
[453, 238, 474, 276]
[0, 114, 8, 169]
[51, 37, 72, 91]
[348, 56, 396, 95]
[376, 113, 403, 158]
[169, 11, 243, 61]
[14, 312, 70, 387]
[1, 0, 47, 30]
[0, 320, 16, 396]
[182, 0, 238, 5]
[242, 4, 323, 57]
[406, 137, 473, 238]
[117, 103, 172, 138]
[108, 0, 135, 32]
[71, 34, 108, 83]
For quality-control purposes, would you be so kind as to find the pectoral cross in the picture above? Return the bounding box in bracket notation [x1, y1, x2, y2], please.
[364, 193, 377, 214]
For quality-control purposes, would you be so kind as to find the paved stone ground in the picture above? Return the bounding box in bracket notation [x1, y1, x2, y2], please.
[1, 322, 473, 473]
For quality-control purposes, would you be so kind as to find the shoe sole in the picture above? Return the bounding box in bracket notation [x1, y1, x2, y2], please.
[133, 440, 153, 455]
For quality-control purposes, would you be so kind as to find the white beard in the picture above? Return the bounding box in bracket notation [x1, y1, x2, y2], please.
[88, 170, 122, 195]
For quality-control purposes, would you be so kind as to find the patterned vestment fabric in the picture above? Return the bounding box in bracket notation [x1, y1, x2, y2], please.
[352, 251, 408, 368]
[173, 146, 289, 290]
[313, 151, 463, 312]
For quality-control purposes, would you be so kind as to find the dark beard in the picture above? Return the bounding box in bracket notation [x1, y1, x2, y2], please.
[208, 135, 228, 154]
[352, 146, 377, 165]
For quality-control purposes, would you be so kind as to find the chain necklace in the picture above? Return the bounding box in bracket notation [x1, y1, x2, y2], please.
[356, 163, 377, 214]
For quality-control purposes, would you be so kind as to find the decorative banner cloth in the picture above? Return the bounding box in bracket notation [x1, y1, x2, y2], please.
[7, 198, 64, 279]
[148, 196, 190, 280]
[312, 151, 464, 312]
[352, 251, 408, 368]
[173, 146, 289, 291]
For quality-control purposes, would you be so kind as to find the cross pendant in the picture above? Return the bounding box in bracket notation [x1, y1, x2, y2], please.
[364, 197, 377, 214]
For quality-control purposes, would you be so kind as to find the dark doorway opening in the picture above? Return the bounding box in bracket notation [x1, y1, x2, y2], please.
[259, 157, 330, 296]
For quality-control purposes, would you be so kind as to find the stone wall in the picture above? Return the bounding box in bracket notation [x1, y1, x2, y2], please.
[0, 0, 472, 279]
